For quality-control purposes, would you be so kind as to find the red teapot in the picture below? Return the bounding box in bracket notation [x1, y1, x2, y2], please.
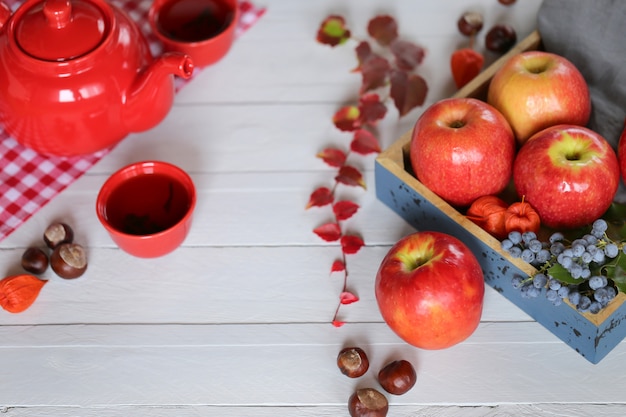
[0, 0, 194, 156]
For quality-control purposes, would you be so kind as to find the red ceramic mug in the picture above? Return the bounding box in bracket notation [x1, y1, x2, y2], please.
[96, 161, 196, 258]
[149, 0, 239, 68]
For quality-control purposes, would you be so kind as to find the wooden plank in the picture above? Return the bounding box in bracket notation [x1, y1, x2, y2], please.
[0, 322, 624, 407]
[0, 244, 532, 325]
[3, 404, 626, 417]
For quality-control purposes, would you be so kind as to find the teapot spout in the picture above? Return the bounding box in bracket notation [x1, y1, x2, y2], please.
[124, 52, 194, 133]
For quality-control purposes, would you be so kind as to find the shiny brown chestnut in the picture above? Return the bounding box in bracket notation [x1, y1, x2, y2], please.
[348, 388, 388, 417]
[337, 347, 369, 378]
[21, 247, 49, 275]
[43, 222, 74, 249]
[50, 243, 87, 279]
[377, 359, 417, 395]
[457, 11, 483, 37]
[485, 24, 517, 54]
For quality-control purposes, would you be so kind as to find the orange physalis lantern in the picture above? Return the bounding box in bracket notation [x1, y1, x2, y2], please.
[465, 195, 508, 239]
[505, 197, 541, 235]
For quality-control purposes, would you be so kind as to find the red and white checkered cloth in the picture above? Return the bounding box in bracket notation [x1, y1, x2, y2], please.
[0, 0, 265, 242]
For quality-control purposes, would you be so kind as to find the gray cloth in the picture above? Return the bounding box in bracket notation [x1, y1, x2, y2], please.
[537, 0, 626, 148]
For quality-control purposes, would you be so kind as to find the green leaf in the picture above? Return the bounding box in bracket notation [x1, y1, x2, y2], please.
[547, 263, 580, 285]
[603, 252, 626, 293]
[613, 265, 626, 293]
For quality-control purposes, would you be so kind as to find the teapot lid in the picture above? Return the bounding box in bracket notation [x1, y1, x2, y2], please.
[15, 0, 108, 61]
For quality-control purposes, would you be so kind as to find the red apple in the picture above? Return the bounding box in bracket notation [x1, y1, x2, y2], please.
[487, 51, 591, 145]
[617, 119, 626, 181]
[375, 231, 484, 350]
[513, 124, 619, 229]
[410, 97, 515, 207]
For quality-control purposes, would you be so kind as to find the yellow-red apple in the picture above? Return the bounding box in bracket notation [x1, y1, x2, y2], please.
[375, 231, 484, 350]
[513, 125, 619, 229]
[487, 51, 591, 144]
[410, 97, 515, 207]
[617, 120, 626, 181]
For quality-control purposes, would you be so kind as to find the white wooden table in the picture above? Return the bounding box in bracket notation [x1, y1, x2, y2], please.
[2, 1, 626, 415]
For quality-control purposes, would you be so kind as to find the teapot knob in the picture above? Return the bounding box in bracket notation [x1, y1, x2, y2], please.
[44, 0, 71, 29]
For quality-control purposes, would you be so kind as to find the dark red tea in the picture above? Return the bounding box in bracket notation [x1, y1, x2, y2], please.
[156, 0, 235, 42]
[103, 173, 192, 236]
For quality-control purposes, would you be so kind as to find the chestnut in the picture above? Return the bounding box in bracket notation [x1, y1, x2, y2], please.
[457, 11, 483, 37]
[43, 222, 74, 249]
[348, 388, 388, 417]
[485, 24, 517, 54]
[337, 347, 369, 378]
[50, 243, 87, 279]
[21, 247, 49, 275]
[377, 359, 417, 395]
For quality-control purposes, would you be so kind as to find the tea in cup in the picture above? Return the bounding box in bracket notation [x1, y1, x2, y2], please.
[96, 161, 196, 258]
[149, 0, 239, 68]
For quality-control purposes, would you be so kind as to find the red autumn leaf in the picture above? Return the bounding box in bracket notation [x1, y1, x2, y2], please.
[390, 39, 426, 71]
[359, 55, 391, 94]
[306, 187, 334, 209]
[351, 129, 381, 155]
[331, 260, 345, 273]
[333, 106, 360, 131]
[317, 148, 347, 167]
[339, 291, 360, 305]
[313, 222, 342, 242]
[367, 15, 398, 46]
[450, 48, 484, 89]
[316, 15, 351, 47]
[336, 165, 366, 189]
[341, 235, 365, 254]
[389, 70, 428, 117]
[353, 41, 373, 71]
[333, 200, 360, 221]
[332, 320, 346, 327]
[358, 93, 387, 125]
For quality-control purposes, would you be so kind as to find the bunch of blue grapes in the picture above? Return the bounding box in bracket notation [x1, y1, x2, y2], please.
[502, 219, 622, 314]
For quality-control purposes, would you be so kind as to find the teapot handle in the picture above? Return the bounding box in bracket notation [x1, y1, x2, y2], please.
[0, 2, 11, 32]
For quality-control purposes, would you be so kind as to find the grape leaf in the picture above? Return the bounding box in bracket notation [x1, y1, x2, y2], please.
[313, 222, 341, 242]
[612, 264, 626, 294]
[333, 200, 359, 221]
[390, 39, 425, 71]
[336, 165, 366, 189]
[317, 148, 347, 167]
[341, 235, 365, 254]
[316, 15, 351, 47]
[367, 15, 398, 46]
[333, 106, 360, 131]
[351, 129, 381, 155]
[389, 70, 428, 117]
[358, 93, 387, 125]
[331, 260, 346, 273]
[450, 48, 484, 89]
[359, 55, 391, 94]
[354, 41, 373, 70]
[547, 263, 580, 285]
[601, 252, 626, 293]
[306, 187, 334, 208]
[339, 291, 359, 304]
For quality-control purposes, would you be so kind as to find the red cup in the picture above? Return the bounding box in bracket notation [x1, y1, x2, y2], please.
[96, 161, 196, 258]
[149, 0, 239, 68]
